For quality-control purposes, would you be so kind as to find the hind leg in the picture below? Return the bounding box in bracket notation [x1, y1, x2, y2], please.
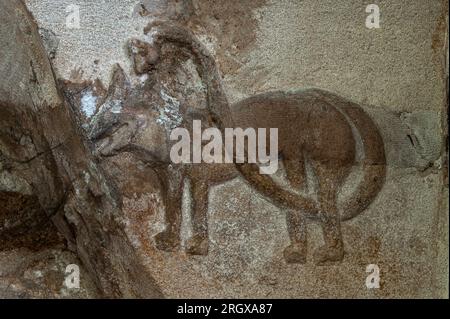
[283, 210, 308, 263]
[185, 180, 209, 255]
[311, 163, 350, 264]
[284, 158, 306, 191]
[154, 167, 184, 251]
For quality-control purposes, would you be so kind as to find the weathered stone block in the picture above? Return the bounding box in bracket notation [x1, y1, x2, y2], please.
[1, 0, 447, 298]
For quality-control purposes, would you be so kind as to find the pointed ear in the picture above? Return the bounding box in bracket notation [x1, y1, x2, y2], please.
[110, 64, 129, 88]
[106, 64, 131, 100]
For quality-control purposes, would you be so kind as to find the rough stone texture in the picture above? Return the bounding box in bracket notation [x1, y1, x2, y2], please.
[1, 0, 447, 298]
[0, 0, 163, 298]
[0, 247, 99, 298]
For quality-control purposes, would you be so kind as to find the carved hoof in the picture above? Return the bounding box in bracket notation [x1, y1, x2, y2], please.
[313, 245, 344, 265]
[283, 243, 307, 264]
[185, 234, 209, 255]
[154, 230, 180, 252]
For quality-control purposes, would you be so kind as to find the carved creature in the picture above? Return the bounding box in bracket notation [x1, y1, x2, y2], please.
[77, 22, 386, 264]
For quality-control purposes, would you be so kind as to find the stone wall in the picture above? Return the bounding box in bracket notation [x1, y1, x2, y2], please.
[1, 0, 447, 298]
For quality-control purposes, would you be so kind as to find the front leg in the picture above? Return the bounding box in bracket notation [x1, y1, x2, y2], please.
[154, 166, 184, 251]
[283, 210, 308, 264]
[185, 179, 209, 255]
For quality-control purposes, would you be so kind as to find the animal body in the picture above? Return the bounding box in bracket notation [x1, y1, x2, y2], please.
[86, 22, 386, 264]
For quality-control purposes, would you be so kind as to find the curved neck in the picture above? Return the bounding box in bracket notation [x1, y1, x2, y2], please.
[149, 23, 235, 130]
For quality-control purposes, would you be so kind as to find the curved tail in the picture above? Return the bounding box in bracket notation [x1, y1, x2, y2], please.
[316, 89, 386, 220]
[234, 89, 387, 220]
[148, 22, 386, 221]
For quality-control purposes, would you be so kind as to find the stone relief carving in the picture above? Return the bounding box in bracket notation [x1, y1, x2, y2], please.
[62, 21, 386, 265]
[1, 0, 447, 299]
